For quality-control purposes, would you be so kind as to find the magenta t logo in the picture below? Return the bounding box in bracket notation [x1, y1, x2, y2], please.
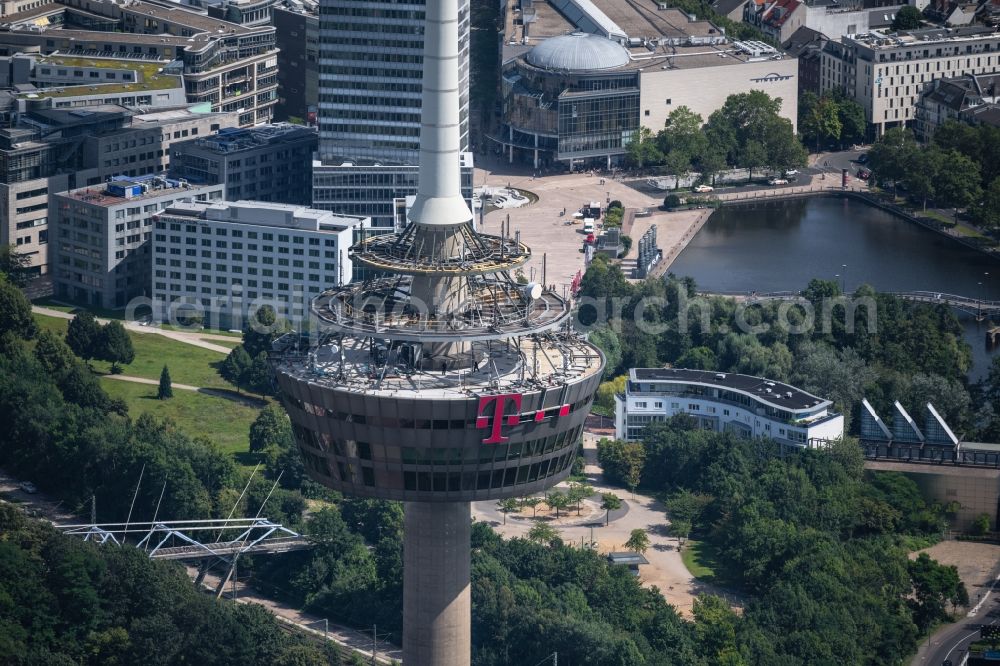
[476, 394, 522, 444]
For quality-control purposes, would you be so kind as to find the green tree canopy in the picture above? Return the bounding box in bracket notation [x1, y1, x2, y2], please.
[0, 277, 36, 340]
[98, 321, 134, 373]
[892, 4, 923, 30]
[158, 364, 173, 400]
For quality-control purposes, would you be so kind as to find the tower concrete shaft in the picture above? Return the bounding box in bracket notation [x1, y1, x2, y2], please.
[408, 0, 473, 229]
[403, 501, 471, 666]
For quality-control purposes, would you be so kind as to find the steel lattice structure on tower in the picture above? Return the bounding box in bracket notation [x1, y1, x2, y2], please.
[270, 0, 603, 663]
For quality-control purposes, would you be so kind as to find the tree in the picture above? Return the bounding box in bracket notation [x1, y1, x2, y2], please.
[868, 127, 918, 194]
[624, 528, 650, 554]
[33, 329, 77, 377]
[973, 176, 1000, 230]
[250, 404, 292, 454]
[65, 312, 102, 364]
[972, 512, 991, 535]
[675, 346, 717, 370]
[497, 497, 520, 524]
[907, 147, 942, 210]
[670, 519, 692, 549]
[908, 552, 968, 631]
[589, 327, 623, 378]
[0, 277, 36, 341]
[662, 194, 682, 210]
[625, 127, 664, 168]
[600, 493, 622, 526]
[658, 105, 706, 160]
[595, 375, 626, 413]
[98, 321, 134, 373]
[243, 352, 273, 397]
[520, 496, 542, 517]
[222, 345, 253, 391]
[527, 522, 560, 545]
[892, 4, 923, 30]
[935, 149, 982, 211]
[243, 305, 288, 358]
[158, 365, 173, 400]
[546, 490, 570, 518]
[799, 92, 842, 150]
[622, 444, 645, 498]
[0, 245, 32, 287]
[836, 95, 867, 147]
[567, 482, 594, 515]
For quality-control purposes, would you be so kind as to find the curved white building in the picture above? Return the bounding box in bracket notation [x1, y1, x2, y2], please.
[614, 368, 844, 448]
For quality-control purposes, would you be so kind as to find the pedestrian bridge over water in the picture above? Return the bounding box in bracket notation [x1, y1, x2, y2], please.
[703, 290, 1000, 320]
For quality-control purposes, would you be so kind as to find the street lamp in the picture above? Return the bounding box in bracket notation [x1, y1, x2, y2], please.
[841, 264, 847, 293]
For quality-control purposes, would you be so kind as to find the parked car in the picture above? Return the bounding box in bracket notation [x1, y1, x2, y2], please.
[857, 168, 871, 180]
[768, 178, 789, 186]
[857, 153, 869, 164]
[784, 169, 799, 177]
[694, 184, 714, 193]
[19, 481, 37, 494]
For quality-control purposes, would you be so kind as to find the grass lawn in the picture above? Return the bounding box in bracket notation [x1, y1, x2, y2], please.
[681, 539, 724, 582]
[101, 379, 263, 458]
[33, 314, 231, 389]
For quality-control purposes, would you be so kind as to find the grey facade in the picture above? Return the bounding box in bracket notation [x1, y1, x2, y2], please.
[51, 175, 224, 309]
[0, 0, 280, 126]
[273, 5, 319, 123]
[316, 0, 470, 165]
[170, 124, 317, 205]
[0, 104, 238, 280]
[312, 154, 474, 231]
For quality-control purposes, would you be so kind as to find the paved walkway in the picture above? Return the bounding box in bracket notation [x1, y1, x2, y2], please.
[101, 374, 268, 407]
[472, 432, 735, 617]
[33, 305, 234, 354]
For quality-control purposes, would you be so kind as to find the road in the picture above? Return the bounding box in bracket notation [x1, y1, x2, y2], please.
[193, 567, 401, 664]
[918, 609, 998, 666]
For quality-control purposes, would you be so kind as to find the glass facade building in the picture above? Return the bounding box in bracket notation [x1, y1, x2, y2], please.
[316, 0, 470, 165]
[499, 33, 640, 168]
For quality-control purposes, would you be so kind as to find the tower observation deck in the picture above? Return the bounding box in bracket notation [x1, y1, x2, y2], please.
[270, 0, 603, 662]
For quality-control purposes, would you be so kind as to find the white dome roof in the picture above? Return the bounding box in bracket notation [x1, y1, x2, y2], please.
[525, 33, 631, 72]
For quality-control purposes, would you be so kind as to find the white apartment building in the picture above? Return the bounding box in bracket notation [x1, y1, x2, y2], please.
[820, 26, 1000, 135]
[150, 201, 368, 328]
[51, 175, 224, 309]
[614, 368, 845, 448]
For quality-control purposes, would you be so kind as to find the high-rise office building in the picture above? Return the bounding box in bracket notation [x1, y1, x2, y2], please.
[316, 0, 470, 165]
[312, 0, 473, 234]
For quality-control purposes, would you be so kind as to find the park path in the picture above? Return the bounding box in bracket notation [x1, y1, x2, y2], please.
[101, 374, 267, 407]
[32, 305, 234, 354]
[472, 431, 737, 617]
[104, 374, 200, 391]
[191, 567, 401, 664]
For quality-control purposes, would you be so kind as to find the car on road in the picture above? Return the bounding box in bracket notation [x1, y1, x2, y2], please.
[857, 168, 871, 180]
[694, 184, 714, 193]
[768, 178, 789, 186]
[19, 481, 37, 494]
[784, 169, 799, 177]
[857, 153, 869, 164]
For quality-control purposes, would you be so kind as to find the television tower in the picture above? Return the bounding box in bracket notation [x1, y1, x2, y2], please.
[271, 0, 604, 661]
